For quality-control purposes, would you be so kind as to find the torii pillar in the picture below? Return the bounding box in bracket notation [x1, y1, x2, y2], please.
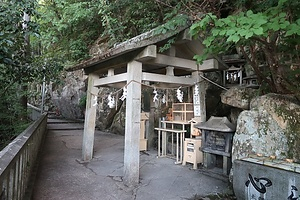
[82, 73, 99, 161]
[123, 60, 142, 186]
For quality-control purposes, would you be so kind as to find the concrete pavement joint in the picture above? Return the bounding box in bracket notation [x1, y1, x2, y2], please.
[61, 140, 81, 150]
[109, 163, 124, 175]
[107, 175, 123, 182]
[132, 187, 138, 200]
[75, 159, 98, 176]
[108, 176, 141, 199]
[103, 187, 122, 200]
[166, 174, 180, 199]
[83, 164, 98, 175]
[115, 181, 138, 195]
[140, 151, 150, 156]
[92, 155, 102, 160]
[62, 140, 68, 149]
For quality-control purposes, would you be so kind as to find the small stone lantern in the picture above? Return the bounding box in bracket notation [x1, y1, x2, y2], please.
[195, 116, 236, 175]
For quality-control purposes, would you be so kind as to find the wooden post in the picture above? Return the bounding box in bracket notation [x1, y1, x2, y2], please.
[82, 73, 99, 161]
[123, 61, 142, 186]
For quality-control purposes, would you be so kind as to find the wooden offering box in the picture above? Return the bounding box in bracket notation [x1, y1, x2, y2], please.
[140, 112, 149, 151]
[172, 103, 194, 122]
[182, 138, 203, 169]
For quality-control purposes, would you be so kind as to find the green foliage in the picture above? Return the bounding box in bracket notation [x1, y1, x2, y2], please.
[37, 0, 102, 61]
[190, 9, 299, 61]
[189, 0, 300, 94]
[0, 0, 64, 149]
[158, 37, 176, 53]
[98, 0, 167, 45]
[154, 14, 190, 52]
[31, 55, 64, 84]
[160, 14, 190, 33]
[79, 94, 87, 109]
[0, 65, 31, 150]
[37, 0, 192, 62]
[0, 0, 38, 66]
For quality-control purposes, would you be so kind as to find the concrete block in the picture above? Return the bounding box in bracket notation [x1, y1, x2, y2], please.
[296, 166, 300, 173]
[233, 159, 300, 200]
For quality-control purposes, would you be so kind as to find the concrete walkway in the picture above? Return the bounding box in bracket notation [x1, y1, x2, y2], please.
[32, 119, 232, 200]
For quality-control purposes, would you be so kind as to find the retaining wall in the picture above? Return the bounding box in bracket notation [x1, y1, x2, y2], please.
[233, 157, 300, 200]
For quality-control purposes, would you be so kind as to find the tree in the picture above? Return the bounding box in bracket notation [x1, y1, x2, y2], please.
[155, 0, 300, 96]
[0, 0, 39, 148]
[188, 0, 300, 95]
[0, 0, 64, 149]
[36, 0, 188, 63]
[37, 0, 103, 62]
[98, 0, 167, 45]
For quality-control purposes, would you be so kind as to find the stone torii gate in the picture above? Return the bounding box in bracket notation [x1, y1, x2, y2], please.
[68, 26, 222, 186]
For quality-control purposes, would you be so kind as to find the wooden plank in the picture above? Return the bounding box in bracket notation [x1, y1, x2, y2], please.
[142, 72, 195, 85]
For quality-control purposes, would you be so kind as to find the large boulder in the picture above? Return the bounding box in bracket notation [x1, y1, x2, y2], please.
[94, 87, 126, 134]
[232, 93, 300, 163]
[221, 86, 257, 110]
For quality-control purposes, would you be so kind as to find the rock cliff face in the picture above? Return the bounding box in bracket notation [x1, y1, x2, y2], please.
[50, 70, 87, 119]
[232, 93, 300, 163]
[49, 70, 126, 133]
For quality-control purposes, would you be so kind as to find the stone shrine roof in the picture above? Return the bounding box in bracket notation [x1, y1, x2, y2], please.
[195, 116, 236, 132]
[66, 23, 190, 73]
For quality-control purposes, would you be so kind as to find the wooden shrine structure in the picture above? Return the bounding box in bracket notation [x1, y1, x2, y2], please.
[67, 24, 223, 186]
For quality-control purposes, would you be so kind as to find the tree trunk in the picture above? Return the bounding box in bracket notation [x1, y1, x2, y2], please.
[240, 45, 276, 92]
[262, 46, 291, 94]
[19, 12, 31, 120]
[19, 84, 28, 121]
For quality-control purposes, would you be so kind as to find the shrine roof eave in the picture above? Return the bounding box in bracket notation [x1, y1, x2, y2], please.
[194, 116, 236, 132]
[66, 24, 190, 73]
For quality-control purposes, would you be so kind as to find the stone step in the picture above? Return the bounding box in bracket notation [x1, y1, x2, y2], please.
[47, 123, 84, 130]
[47, 118, 84, 124]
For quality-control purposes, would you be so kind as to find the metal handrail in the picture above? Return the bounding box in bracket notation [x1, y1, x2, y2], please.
[0, 113, 47, 200]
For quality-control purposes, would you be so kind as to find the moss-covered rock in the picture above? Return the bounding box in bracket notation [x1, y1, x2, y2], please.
[220, 86, 258, 110]
[232, 93, 300, 163]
